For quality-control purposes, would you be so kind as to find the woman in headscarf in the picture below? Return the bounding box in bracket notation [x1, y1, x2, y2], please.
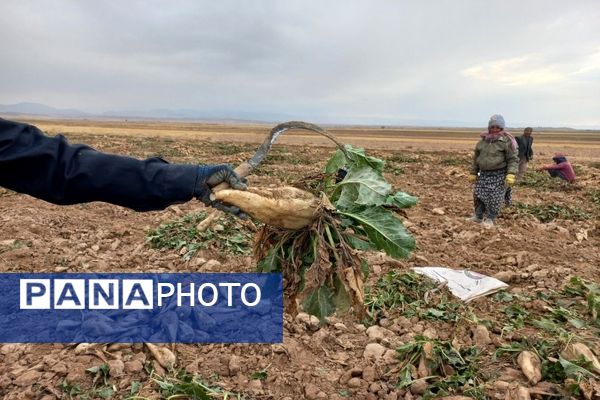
[538, 153, 576, 183]
[468, 114, 519, 227]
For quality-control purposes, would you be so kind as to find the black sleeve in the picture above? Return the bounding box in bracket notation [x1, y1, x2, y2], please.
[0, 118, 199, 211]
[515, 136, 524, 157]
[528, 137, 534, 159]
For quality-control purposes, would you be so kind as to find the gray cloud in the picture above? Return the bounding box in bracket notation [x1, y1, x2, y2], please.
[1, 0, 599, 127]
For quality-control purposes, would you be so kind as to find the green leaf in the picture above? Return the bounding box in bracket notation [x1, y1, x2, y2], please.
[532, 318, 564, 334]
[130, 381, 142, 395]
[344, 234, 374, 251]
[256, 247, 281, 272]
[95, 386, 114, 399]
[541, 360, 567, 383]
[335, 167, 391, 209]
[559, 356, 600, 380]
[339, 207, 415, 259]
[302, 286, 335, 321]
[86, 366, 101, 374]
[325, 149, 347, 174]
[563, 276, 587, 297]
[494, 291, 513, 302]
[398, 365, 414, 388]
[162, 378, 211, 400]
[567, 317, 587, 329]
[425, 308, 446, 318]
[385, 191, 419, 209]
[250, 370, 268, 380]
[325, 144, 386, 174]
[360, 258, 370, 280]
[332, 275, 352, 314]
[86, 363, 110, 385]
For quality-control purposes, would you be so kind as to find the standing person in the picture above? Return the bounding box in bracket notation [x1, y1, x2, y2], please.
[538, 153, 576, 183]
[515, 127, 534, 182]
[0, 118, 248, 215]
[468, 114, 519, 227]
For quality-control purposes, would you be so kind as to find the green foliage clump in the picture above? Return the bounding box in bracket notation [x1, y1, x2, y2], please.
[586, 189, 600, 208]
[257, 145, 418, 320]
[396, 336, 484, 399]
[513, 202, 591, 222]
[365, 271, 462, 323]
[518, 170, 554, 188]
[147, 212, 253, 260]
[440, 156, 467, 166]
[490, 277, 600, 395]
[152, 369, 242, 399]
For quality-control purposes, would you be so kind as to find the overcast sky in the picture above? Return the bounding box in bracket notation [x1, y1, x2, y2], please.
[1, 1, 599, 127]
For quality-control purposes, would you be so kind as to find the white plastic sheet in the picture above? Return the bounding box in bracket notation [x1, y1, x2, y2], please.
[411, 266, 508, 302]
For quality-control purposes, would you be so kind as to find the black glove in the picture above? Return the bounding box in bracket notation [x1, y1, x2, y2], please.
[195, 164, 248, 218]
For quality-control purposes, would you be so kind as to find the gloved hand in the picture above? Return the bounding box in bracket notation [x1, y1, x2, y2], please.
[468, 174, 477, 183]
[195, 164, 248, 218]
[505, 174, 516, 187]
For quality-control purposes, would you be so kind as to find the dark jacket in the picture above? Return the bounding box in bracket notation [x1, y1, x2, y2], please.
[0, 118, 199, 211]
[471, 136, 519, 175]
[516, 135, 534, 161]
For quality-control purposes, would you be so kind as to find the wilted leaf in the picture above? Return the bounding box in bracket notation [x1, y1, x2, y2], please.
[398, 365, 414, 388]
[131, 381, 142, 395]
[332, 275, 352, 314]
[257, 246, 280, 272]
[96, 386, 114, 399]
[559, 356, 600, 380]
[344, 267, 364, 303]
[302, 286, 336, 321]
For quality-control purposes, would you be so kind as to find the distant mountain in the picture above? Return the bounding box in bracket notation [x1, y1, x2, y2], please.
[102, 108, 205, 119]
[0, 102, 284, 123]
[2, 102, 595, 129]
[100, 108, 294, 123]
[0, 102, 89, 117]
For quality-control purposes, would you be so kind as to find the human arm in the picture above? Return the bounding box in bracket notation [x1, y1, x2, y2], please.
[505, 140, 519, 175]
[538, 163, 562, 171]
[528, 137, 534, 160]
[470, 142, 481, 175]
[515, 136, 524, 158]
[0, 118, 245, 212]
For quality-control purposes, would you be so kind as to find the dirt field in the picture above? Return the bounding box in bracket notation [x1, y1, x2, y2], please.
[1, 118, 599, 399]
[17, 117, 600, 161]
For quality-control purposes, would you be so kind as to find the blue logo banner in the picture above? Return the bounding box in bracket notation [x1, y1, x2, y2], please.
[0, 273, 283, 343]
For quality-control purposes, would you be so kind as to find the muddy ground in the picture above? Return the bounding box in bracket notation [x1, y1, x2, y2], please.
[1, 120, 599, 399]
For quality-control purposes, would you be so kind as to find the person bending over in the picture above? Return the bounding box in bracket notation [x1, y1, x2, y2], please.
[538, 153, 576, 183]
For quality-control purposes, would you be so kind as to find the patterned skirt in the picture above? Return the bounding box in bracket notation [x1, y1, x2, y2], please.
[474, 169, 507, 216]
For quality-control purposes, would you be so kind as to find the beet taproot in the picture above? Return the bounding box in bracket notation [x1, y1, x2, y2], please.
[214, 186, 321, 229]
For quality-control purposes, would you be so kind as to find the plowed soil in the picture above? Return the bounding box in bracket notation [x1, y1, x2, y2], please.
[1, 119, 599, 399]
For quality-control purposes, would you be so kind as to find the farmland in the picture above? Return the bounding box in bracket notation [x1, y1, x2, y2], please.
[1, 118, 599, 399]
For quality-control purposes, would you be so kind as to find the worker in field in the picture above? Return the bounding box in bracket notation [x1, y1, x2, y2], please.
[538, 152, 576, 183]
[0, 118, 247, 217]
[468, 114, 518, 227]
[515, 127, 534, 182]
